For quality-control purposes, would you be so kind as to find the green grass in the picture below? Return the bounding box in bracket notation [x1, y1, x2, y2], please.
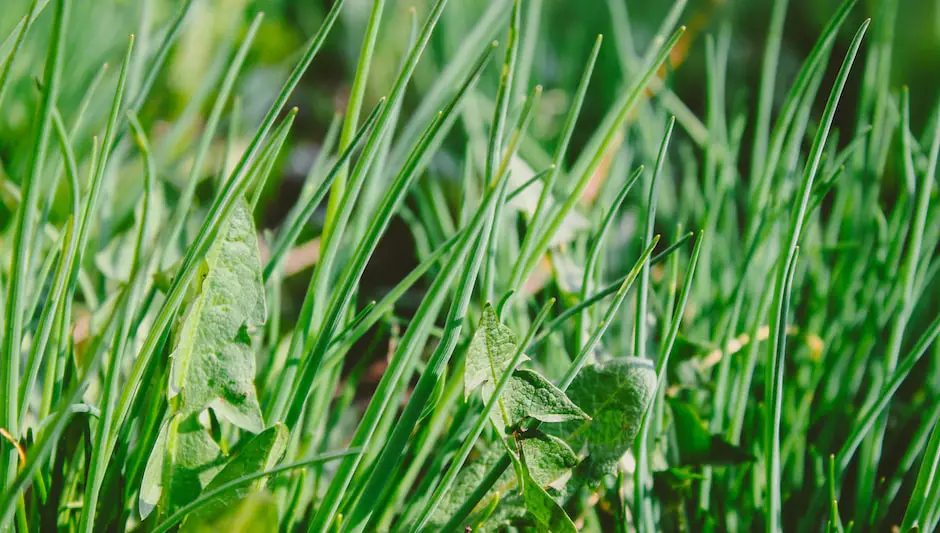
[0, 0, 938, 531]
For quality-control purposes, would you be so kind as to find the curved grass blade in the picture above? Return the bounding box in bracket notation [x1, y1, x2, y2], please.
[149, 449, 362, 533]
[506, 34, 603, 296]
[278, 31, 495, 431]
[750, 0, 858, 207]
[634, 117, 675, 362]
[635, 231, 703, 527]
[283, 1, 468, 430]
[322, 0, 387, 239]
[575, 164, 643, 342]
[901, 416, 940, 531]
[0, 0, 42, 114]
[16, 110, 81, 424]
[160, 12, 263, 268]
[389, 0, 512, 170]
[836, 314, 940, 472]
[764, 20, 868, 532]
[412, 300, 555, 530]
[749, 0, 790, 181]
[512, 28, 684, 301]
[262, 100, 385, 282]
[109, 0, 349, 467]
[248, 108, 299, 208]
[338, 178, 511, 533]
[0, 0, 69, 501]
[78, 110, 158, 533]
[316, 131, 511, 533]
[439, 238, 659, 532]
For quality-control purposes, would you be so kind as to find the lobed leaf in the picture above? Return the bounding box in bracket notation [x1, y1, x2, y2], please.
[168, 197, 267, 433]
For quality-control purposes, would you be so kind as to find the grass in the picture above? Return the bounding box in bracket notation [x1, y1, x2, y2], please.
[0, 0, 938, 531]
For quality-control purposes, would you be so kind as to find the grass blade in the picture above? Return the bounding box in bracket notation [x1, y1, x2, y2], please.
[0, 0, 69, 502]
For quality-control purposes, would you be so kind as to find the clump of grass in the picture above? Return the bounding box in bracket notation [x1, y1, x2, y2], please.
[0, 0, 938, 531]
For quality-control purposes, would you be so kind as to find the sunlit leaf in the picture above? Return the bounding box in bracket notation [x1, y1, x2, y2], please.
[465, 304, 528, 400]
[181, 424, 288, 531]
[139, 414, 225, 519]
[169, 197, 267, 433]
[554, 357, 656, 479]
[483, 369, 589, 428]
[519, 430, 579, 488]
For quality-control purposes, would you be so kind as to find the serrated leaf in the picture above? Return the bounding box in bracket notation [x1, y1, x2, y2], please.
[181, 424, 288, 531]
[483, 369, 589, 428]
[465, 304, 528, 400]
[182, 491, 279, 533]
[668, 400, 754, 466]
[139, 413, 225, 519]
[169, 197, 267, 432]
[521, 463, 577, 533]
[553, 357, 657, 479]
[519, 430, 579, 488]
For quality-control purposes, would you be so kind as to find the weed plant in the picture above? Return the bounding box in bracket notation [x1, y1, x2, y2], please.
[0, 0, 938, 531]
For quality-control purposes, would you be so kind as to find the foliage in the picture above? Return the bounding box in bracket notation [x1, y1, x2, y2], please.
[0, 0, 938, 531]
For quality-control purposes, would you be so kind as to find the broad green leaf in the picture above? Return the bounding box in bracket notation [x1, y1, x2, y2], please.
[519, 430, 579, 488]
[433, 364, 588, 530]
[430, 436, 579, 532]
[181, 424, 288, 531]
[483, 369, 589, 428]
[553, 356, 656, 479]
[428, 447, 520, 530]
[169, 197, 267, 432]
[465, 304, 528, 400]
[668, 400, 754, 466]
[521, 463, 577, 533]
[140, 414, 225, 519]
[181, 491, 279, 533]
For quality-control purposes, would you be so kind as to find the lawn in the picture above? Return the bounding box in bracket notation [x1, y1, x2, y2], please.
[0, 0, 938, 531]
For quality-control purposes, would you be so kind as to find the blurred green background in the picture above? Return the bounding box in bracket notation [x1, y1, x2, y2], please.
[3, 0, 938, 201]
